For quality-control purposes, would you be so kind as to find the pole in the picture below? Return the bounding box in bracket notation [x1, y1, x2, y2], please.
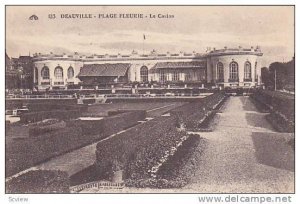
[274, 69, 277, 91]
[143, 34, 145, 56]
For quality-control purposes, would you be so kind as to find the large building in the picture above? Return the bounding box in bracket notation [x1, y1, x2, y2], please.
[32, 46, 263, 90]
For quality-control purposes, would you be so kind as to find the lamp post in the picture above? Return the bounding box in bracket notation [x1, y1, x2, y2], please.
[274, 69, 277, 91]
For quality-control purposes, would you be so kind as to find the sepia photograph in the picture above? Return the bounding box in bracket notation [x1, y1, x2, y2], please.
[4, 5, 295, 195]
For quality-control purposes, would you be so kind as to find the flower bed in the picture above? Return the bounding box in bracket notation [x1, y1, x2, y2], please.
[6, 170, 70, 193]
[7, 110, 146, 177]
[29, 119, 66, 136]
[67, 110, 146, 136]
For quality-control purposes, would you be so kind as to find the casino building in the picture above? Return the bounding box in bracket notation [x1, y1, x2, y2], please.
[32, 46, 263, 90]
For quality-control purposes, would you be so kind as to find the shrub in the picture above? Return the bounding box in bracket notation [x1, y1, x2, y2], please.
[6, 170, 70, 193]
[96, 116, 185, 181]
[20, 110, 81, 123]
[251, 89, 294, 132]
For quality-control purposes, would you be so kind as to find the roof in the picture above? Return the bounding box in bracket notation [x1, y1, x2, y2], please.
[78, 63, 130, 77]
[153, 61, 205, 69]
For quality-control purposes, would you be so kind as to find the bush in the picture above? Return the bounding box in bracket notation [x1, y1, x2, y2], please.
[124, 134, 204, 188]
[95, 116, 185, 181]
[251, 89, 294, 132]
[6, 170, 70, 193]
[20, 110, 81, 123]
[170, 92, 227, 130]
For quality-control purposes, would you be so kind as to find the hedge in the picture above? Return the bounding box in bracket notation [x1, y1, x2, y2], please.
[251, 89, 294, 132]
[95, 116, 185, 181]
[27, 103, 87, 112]
[170, 92, 227, 130]
[20, 110, 81, 123]
[6, 170, 70, 193]
[125, 134, 204, 188]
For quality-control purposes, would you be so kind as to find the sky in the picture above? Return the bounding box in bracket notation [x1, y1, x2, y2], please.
[6, 6, 294, 67]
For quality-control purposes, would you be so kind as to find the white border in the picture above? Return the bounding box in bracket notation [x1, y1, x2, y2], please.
[1, 1, 298, 204]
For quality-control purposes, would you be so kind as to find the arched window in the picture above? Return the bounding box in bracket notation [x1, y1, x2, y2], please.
[244, 61, 252, 80]
[140, 66, 148, 82]
[54, 66, 63, 80]
[41, 66, 50, 80]
[255, 61, 258, 80]
[229, 61, 239, 81]
[68, 66, 74, 79]
[217, 62, 224, 80]
[172, 70, 180, 81]
[185, 72, 191, 81]
[159, 69, 167, 83]
[35, 67, 39, 82]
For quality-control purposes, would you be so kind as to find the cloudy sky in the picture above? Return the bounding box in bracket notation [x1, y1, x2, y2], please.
[6, 6, 294, 67]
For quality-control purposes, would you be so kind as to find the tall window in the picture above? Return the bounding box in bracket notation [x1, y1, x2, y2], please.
[244, 61, 252, 80]
[159, 69, 167, 83]
[41, 66, 50, 80]
[54, 66, 63, 80]
[185, 72, 191, 81]
[35, 67, 38, 82]
[217, 62, 224, 80]
[255, 61, 258, 80]
[68, 66, 74, 79]
[229, 61, 239, 81]
[140, 66, 148, 82]
[172, 70, 180, 81]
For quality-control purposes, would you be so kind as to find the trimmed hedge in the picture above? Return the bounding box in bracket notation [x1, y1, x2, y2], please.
[251, 89, 294, 132]
[20, 110, 81, 123]
[125, 134, 204, 188]
[27, 103, 87, 112]
[6, 170, 70, 193]
[170, 92, 227, 130]
[95, 116, 186, 181]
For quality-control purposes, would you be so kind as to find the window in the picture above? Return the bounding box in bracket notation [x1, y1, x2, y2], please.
[35, 67, 38, 82]
[54, 66, 63, 80]
[159, 69, 167, 83]
[229, 61, 239, 81]
[217, 62, 224, 80]
[172, 70, 180, 81]
[185, 72, 191, 81]
[255, 61, 258, 80]
[140, 66, 148, 82]
[41, 66, 50, 80]
[68, 66, 74, 79]
[244, 61, 252, 80]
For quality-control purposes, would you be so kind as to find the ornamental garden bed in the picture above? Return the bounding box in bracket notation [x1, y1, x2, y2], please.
[6, 110, 146, 177]
[28, 119, 66, 136]
[6, 170, 70, 193]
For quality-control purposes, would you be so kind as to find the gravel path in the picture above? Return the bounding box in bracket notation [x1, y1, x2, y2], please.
[81, 96, 294, 193]
[182, 96, 294, 193]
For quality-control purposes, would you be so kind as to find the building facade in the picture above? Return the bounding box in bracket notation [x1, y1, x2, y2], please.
[32, 47, 263, 90]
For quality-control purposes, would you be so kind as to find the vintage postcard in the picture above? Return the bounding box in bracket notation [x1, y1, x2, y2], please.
[5, 5, 295, 196]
